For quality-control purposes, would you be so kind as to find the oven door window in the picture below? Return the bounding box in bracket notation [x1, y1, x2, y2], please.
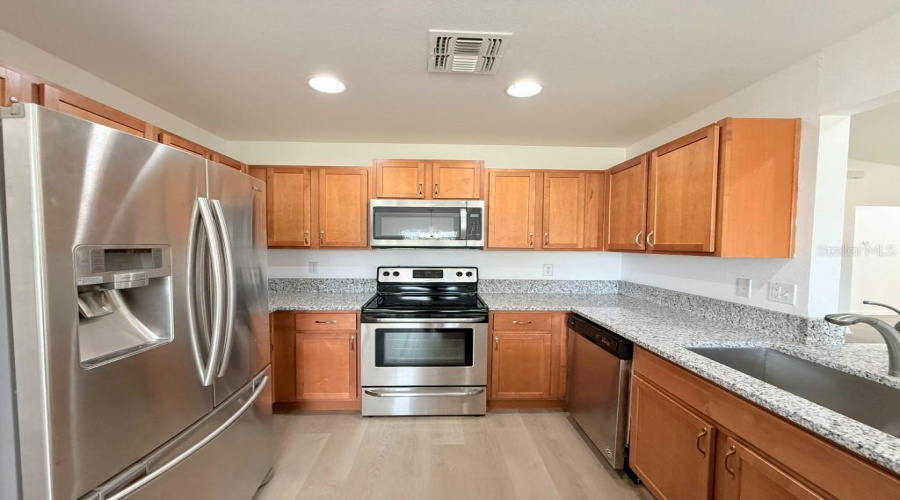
[372, 207, 463, 241]
[375, 329, 473, 367]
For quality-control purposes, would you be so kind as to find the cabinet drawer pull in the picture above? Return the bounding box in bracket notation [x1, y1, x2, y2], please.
[724, 445, 737, 476]
[635, 231, 643, 247]
[494, 336, 499, 350]
[696, 427, 709, 456]
[418, 181, 424, 197]
[529, 233, 534, 247]
[647, 230, 656, 248]
[434, 182, 439, 196]
[350, 335, 356, 351]
[510, 320, 533, 325]
[304, 229, 310, 246]
[315, 320, 338, 324]
[544, 232, 549, 246]
[319, 230, 325, 245]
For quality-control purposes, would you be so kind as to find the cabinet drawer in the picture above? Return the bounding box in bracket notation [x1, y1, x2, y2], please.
[295, 312, 357, 331]
[491, 312, 553, 333]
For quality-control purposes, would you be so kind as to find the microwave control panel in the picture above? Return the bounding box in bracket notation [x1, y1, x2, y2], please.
[466, 208, 482, 240]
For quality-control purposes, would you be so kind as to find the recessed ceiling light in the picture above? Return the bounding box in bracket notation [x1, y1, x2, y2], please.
[506, 80, 542, 98]
[308, 76, 347, 94]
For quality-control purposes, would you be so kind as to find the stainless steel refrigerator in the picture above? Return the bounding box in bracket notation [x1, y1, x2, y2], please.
[0, 103, 273, 500]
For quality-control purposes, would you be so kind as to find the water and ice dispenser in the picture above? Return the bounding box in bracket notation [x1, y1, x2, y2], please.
[74, 245, 174, 368]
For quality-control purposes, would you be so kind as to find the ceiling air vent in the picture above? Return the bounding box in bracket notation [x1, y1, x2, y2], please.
[428, 30, 512, 75]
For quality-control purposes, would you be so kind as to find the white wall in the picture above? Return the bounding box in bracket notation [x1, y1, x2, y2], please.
[243, 141, 626, 281]
[622, 13, 900, 317]
[848, 207, 900, 314]
[0, 29, 227, 152]
[839, 159, 900, 311]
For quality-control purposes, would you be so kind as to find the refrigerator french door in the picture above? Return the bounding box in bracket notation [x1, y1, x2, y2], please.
[0, 104, 271, 500]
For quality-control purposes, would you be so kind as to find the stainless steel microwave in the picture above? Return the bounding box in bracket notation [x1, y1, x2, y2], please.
[369, 199, 485, 248]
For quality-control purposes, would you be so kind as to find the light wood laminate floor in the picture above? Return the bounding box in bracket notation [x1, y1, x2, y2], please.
[254, 410, 651, 500]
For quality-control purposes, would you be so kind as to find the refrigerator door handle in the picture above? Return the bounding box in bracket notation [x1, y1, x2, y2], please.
[102, 374, 269, 500]
[196, 198, 228, 386]
[211, 199, 237, 378]
[186, 202, 209, 382]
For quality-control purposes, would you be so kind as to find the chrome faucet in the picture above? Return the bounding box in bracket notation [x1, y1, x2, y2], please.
[826, 301, 900, 377]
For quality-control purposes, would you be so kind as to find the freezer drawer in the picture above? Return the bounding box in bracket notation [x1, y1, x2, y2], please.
[85, 368, 273, 500]
[362, 386, 486, 416]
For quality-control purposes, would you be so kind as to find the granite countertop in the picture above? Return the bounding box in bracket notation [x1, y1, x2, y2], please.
[268, 292, 371, 311]
[269, 290, 900, 472]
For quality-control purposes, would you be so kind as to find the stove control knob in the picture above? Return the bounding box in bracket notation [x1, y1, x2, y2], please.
[382, 271, 389, 277]
[466, 271, 473, 277]
[393, 271, 400, 277]
[456, 271, 463, 277]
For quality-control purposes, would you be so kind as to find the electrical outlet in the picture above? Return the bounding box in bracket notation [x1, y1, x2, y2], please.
[542, 264, 554, 277]
[768, 282, 796, 305]
[736, 278, 752, 298]
[309, 261, 318, 274]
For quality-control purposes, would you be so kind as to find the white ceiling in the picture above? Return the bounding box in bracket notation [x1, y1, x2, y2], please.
[2, 1, 899, 146]
[850, 100, 900, 166]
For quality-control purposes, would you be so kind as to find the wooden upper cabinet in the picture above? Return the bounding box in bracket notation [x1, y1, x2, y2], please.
[487, 170, 539, 249]
[158, 131, 210, 158]
[605, 155, 648, 251]
[490, 332, 552, 400]
[0, 66, 15, 106]
[317, 167, 372, 248]
[295, 330, 358, 401]
[431, 160, 482, 199]
[541, 171, 585, 249]
[266, 167, 313, 247]
[375, 160, 426, 198]
[210, 151, 247, 172]
[716, 435, 824, 500]
[39, 84, 156, 139]
[631, 375, 716, 500]
[647, 124, 720, 253]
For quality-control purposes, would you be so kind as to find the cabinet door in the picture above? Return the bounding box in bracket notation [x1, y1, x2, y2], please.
[295, 331, 358, 401]
[432, 160, 483, 199]
[631, 375, 716, 500]
[210, 151, 246, 172]
[716, 435, 823, 500]
[40, 84, 156, 139]
[318, 167, 371, 248]
[490, 333, 552, 399]
[271, 313, 297, 403]
[159, 131, 210, 158]
[487, 170, 539, 249]
[266, 167, 313, 247]
[647, 124, 719, 253]
[375, 160, 426, 198]
[0, 66, 13, 106]
[541, 171, 585, 249]
[605, 156, 648, 251]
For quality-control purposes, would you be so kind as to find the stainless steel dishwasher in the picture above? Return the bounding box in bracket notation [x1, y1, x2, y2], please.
[566, 313, 634, 470]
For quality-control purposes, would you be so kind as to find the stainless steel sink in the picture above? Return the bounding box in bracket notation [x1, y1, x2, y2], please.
[687, 347, 900, 437]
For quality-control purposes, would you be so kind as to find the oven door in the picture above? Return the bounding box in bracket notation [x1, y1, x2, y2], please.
[360, 321, 488, 387]
[369, 200, 469, 248]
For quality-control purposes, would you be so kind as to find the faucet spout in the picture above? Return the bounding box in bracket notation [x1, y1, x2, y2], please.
[826, 313, 900, 377]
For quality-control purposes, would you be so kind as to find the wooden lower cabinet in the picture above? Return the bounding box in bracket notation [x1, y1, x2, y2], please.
[631, 347, 900, 500]
[715, 435, 823, 500]
[271, 311, 361, 411]
[631, 375, 716, 500]
[488, 311, 567, 407]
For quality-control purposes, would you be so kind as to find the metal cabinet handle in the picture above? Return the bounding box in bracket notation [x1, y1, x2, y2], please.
[319, 230, 325, 245]
[315, 320, 338, 324]
[304, 229, 310, 246]
[724, 445, 737, 477]
[544, 232, 549, 246]
[529, 233, 534, 247]
[635, 231, 643, 248]
[434, 182, 439, 196]
[350, 335, 356, 351]
[418, 181, 424, 197]
[511, 320, 533, 324]
[647, 230, 656, 248]
[494, 336, 499, 350]
[696, 427, 709, 456]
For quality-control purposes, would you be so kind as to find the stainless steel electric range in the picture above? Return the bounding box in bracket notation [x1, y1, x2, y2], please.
[360, 267, 489, 416]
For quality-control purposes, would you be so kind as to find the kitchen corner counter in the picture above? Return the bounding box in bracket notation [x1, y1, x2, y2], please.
[268, 292, 370, 311]
[480, 293, 613, 311]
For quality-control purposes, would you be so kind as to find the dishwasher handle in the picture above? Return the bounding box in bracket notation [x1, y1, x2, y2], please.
[567, 314, 633, 360]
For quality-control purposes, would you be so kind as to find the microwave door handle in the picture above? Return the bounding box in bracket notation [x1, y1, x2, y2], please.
[196, 198, 227, 386]
[211, 199, 237, 378]
[460, 207, 467, 240]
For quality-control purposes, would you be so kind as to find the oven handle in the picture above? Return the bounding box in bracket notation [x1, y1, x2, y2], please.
[364, 388, 485, 398]
[364, 317, 488, 323]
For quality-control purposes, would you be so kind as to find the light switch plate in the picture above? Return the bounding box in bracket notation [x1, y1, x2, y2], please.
[542, 264, 553, 277]
[309, 261, 319, 274]
[768, 282, 797, 305]
[736, 278, 752, 298]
